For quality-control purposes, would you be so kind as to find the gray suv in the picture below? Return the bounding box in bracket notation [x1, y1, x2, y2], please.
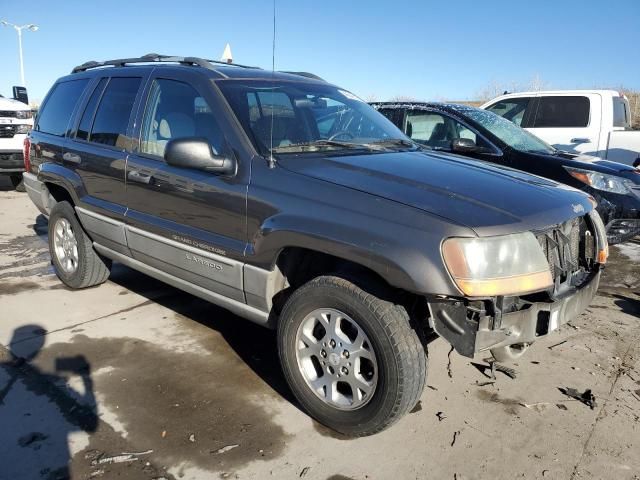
[23, 55, 607, 436]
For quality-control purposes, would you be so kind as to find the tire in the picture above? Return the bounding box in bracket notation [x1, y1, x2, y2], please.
[48, 201, 111, 289]
[10, 174, 25, 192]
[490, 343, 530, 363]
[278, 275, 427, 436]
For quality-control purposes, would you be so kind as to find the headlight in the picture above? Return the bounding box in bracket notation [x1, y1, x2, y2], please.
[442, 232, 552, 297]
[565, 167, 632, 194]
[15, 124, 32, 134]
[15, 110, 32, 119]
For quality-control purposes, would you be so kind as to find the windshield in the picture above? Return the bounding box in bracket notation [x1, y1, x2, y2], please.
[461, 107, 556, 154]
[218, 80, 413, 155]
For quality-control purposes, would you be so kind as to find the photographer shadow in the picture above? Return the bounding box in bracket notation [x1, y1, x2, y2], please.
[0, 325, 98, 480]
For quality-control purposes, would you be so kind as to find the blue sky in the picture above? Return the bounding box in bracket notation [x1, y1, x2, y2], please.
[1, 0, 639, 104]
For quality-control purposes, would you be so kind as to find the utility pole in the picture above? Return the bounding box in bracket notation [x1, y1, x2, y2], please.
[0, 21, 39, 86]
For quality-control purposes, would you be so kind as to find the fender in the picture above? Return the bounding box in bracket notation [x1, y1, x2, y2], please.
[37, 162, 87, 204]
[249, 212, 467, 298]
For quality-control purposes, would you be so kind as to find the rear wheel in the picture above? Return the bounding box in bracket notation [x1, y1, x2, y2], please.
[10, 174, 25, 192]
[48, 201, 111, 289]
[278, 275, 427, 436]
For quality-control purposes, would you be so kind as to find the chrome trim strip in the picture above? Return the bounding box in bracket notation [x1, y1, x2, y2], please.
[75, 206, 124, 226]
[125, 225, 236, 268]
[94, 243, 270, 326]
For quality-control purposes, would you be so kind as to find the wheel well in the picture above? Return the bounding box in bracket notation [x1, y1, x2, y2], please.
[272, 247, 431, 344]
[272, 247, 428, 327]
[275, 247, 387, 290]
[46, 182, 75, 206]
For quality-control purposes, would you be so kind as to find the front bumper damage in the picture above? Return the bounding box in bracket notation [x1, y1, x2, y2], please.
[428, 270, 601, 357]
[430, 210, 606, 358]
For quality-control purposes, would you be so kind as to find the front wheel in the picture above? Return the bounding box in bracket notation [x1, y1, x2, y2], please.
[278, 275, 427, 436]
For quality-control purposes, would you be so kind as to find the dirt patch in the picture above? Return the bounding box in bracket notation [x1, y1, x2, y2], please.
[0, 280, 41, 295]
[0, 216, 52, 280]
[40, 334, 291, 476]
[475, 389, 522, 415]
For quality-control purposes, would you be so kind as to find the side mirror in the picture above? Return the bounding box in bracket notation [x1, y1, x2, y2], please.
[164, 137, 236, 175]
[451, 138, 480, 153]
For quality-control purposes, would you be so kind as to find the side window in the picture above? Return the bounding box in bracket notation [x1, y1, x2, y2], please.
[405, 111, 491, 151]
[532, 96, 590, 128]
[36, 79, 90, 136]
[613, 98, 629, 128]
[76, 78, 108, 141]
[90, 77, 141, 147]
[141, 79, 224, 158]
[485, 97, 531, 127]
[405, 112, 451, 148]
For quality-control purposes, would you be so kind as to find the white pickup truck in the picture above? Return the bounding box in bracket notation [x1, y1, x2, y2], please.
[481, 90, 640, 167]
[0, 94, 33, 190]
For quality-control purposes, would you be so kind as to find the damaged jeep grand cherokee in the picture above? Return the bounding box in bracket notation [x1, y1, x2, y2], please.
[23, 55, 607, 437]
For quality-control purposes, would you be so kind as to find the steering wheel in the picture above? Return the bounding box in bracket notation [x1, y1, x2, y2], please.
[328, 131, 355, 141]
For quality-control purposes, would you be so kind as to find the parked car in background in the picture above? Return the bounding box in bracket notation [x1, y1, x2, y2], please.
[22, 54, 606, 436]
[372, 102, 640, 244]
[481, 90, 640, 167]
[0, 93, 33, 190]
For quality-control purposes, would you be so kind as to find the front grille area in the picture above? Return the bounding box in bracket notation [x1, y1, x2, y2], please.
[536, 215, 595, 294]
[0, 125, 16, 138]
[0, 111, 18, 118]
[0, 152, 24, 166]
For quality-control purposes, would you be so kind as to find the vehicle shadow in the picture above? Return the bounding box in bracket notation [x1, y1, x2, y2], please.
[108, 265, 296, 405]
[0, 325, 98, 479]
[613, 294, 640, 317]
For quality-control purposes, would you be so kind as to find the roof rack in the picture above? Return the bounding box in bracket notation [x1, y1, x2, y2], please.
[279, 71, 326, 82]
[71, 53, 261, 77]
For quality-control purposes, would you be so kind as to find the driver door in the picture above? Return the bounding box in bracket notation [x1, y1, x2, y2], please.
[125, 70, 249, 301]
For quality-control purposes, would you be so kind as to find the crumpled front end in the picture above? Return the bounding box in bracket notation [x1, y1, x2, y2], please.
[429, 210, 607, 358]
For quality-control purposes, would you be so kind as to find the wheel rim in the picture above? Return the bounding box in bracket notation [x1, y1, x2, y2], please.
[295, 308, 378, 410]
[52, 218, 79, 274]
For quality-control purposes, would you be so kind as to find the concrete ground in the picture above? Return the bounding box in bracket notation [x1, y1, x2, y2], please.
[1, 175, 639, 480]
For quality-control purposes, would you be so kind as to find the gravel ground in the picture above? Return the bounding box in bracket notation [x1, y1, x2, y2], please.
[0, 176, 638, 480]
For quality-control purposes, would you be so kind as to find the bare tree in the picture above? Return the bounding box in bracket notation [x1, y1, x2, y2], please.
[474, 74, 551, 101]
[389, 95, 419, 103]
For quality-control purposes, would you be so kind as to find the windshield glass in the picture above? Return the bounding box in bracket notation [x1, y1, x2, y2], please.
[461, 107, 556, 154]
[218, 80, 412, 155]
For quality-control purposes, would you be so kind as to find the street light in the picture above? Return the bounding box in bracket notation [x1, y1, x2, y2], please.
[0, 20, 39, 87]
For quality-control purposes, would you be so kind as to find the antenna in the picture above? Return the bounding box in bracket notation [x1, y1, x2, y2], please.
[268, 0, 277, 168]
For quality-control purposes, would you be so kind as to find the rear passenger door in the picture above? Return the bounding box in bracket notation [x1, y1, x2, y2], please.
[527, 94, 601, 155]
[63, 75, 146, 254]
[124, 70, 248, 302]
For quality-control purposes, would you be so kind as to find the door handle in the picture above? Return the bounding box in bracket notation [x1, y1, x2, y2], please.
[570, 138, 591, 144]
[127, 170, 153, 185]
[62, 152, 81, 164]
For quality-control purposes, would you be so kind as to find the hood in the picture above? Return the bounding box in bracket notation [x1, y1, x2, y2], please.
[0, 96, 29, 110]
[278, 150, 593, 237]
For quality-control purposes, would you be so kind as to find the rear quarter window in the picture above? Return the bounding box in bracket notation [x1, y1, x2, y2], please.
[36, 79, 90, 136]
[485, 97, 531, 127]
[613, 97, 629, 128]
[532, 96, 590, 128]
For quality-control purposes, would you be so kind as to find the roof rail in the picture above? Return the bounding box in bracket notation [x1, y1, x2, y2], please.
[71, 53, 261, 76]
[279, 71, 326, 82]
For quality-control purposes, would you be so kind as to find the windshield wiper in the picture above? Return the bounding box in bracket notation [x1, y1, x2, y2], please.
[369, 138, 418, 149]
[272, 139, 381, 153]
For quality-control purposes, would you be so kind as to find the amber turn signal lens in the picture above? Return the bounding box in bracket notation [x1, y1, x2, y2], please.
[598, 249, 608, 264]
